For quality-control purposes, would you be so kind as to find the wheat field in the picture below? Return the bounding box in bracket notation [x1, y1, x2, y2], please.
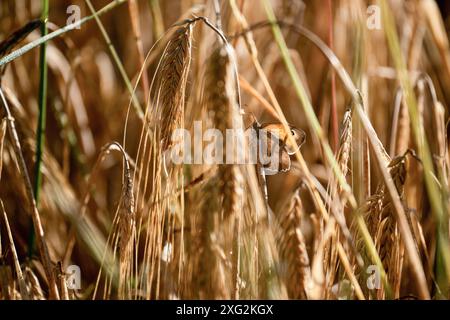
[0, 0, 450, 300]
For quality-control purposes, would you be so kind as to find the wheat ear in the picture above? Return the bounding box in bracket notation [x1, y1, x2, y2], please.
[159, 24, 192, 151]
[276, 186, 311, 299]
[205, 43, 244, 220]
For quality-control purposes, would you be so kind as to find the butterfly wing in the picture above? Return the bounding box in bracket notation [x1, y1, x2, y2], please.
[263, 148, 291, 174]
[278, 148, 292, 172]
[285, 127, 306, 155]
[250, 122, 305, 174]
[260, 123, 306, 155]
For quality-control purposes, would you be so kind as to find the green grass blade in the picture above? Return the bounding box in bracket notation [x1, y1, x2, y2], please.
[29, 0, 50, 258]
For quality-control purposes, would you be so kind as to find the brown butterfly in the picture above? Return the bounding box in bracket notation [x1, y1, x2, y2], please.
[247, 121, 306, 174]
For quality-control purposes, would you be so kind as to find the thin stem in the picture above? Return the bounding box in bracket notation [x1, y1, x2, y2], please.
[29, 0, 49, 259]
[0, 0, 128, 67]
[213, 0, 222, 30]
[1, 200, 29, 299]
[327, 0, 338, 152]
[148, 0, 164, 40]
[85, 0, 144, 119]
[127, 0, 150, 101]
[0, 88, 59, 299]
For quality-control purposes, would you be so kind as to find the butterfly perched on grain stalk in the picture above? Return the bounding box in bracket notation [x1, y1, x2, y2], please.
[246, 115, 306, 175]
[244, 115, 306, 222]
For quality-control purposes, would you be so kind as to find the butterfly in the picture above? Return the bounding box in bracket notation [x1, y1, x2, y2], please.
[246, 120, 306, 175]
